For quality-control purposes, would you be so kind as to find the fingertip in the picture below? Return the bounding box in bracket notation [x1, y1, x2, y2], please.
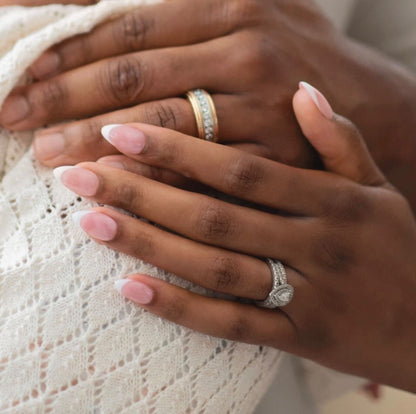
[292, 85, 333, 154]
[292, 83, 353, 167]
[101, 124, 123, 144]
[29, 51, 61, 80]
[293, 82, 385, 185]
[101, 124, 146, 155]
[114, 275, 155, 305]
[298, 81, 334, 119]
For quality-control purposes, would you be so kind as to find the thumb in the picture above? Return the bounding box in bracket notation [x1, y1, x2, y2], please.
[293, 81, 386, 187]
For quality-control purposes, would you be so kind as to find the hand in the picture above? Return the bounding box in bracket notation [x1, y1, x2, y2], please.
[4, 0, 416, 198]
[4, 0, 330, 169]
[55, 82, 416, 393]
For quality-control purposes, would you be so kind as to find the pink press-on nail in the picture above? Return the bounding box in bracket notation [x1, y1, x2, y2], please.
[114, 279, 154, 305]
[299, 81, 334, 119]
[101, 124, 146, 154]
[53, 166, 99, 197]
[72, 210, 118, 241]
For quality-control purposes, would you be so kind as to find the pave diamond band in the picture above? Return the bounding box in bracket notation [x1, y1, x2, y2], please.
[256, 259, 294, 308]
[186, 89, 219, 142]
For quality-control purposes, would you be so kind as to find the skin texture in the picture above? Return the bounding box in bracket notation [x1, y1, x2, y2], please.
[1, 0, 416, 206]
[57, 86, 416, 393]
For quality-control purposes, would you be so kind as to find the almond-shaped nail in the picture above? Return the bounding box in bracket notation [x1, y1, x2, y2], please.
[72, 210, 117, 241]
[101, 124, 146, 154]
[299, 81, 334, 119]
[114, 279, 154, 305]
[54, 166, 99, 197]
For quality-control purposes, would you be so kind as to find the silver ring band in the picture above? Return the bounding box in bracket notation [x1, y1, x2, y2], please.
[256, 259, 294, 308]
[186, 89, 219, 142]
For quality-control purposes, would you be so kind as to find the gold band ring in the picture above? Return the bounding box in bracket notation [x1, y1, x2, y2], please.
[186, 89, 219, 142]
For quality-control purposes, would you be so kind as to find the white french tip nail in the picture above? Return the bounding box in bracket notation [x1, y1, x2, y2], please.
[114, 279, 131, 294]
[101, 124, 123, 144]
[53, 165, 75, 181]
[72, 210, 91, 226]
[299, 81, 319, 105]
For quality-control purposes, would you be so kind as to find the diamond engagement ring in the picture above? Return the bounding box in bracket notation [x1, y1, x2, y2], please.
[256, 259, 294, 308]
[186, 89, 219, 142]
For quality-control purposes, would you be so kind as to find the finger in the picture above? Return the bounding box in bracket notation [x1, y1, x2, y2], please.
[30, 0, 236, 79]
[99, 123, 331, 215]
[55, 164, 310, 261]
[0, 39, 234, 130]
[96, 147, 269, 191]
[33, 95, 264, 166]
[33, 97, 194, 166]
[97, 155, 203, 191]
[74, 207, 304, 301]
[114, 273, 297, 349]
[293, 82, 387, 187]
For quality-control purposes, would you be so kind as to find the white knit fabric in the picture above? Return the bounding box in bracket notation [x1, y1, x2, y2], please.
[0, 2, 283, 413]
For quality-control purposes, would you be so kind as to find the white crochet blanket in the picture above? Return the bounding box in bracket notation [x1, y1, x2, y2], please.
[0, 2, 284, 413]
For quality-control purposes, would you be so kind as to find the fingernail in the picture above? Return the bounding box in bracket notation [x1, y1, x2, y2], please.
[114, 279, 154, 305]
[72, 210, 91, 226]
[0, 95, 30, 125]
[299, 81, 333, 119]
[101, 124, 146, 154]
[34, 132, 65, 161]
[54, 166, 99, 197]
[30, 51, 61, 79]
[72, 210, 117, 241]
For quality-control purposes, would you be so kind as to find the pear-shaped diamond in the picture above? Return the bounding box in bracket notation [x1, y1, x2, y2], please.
[271, 285, 294, 306]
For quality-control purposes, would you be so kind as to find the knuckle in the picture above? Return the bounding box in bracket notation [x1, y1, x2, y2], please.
[160, 299, 186, 322]
[144, 101, 181, 130]
[116, 11, 153, 51]
[100, 57, 147, 105]
[196, 201, 234, 242]
[223, 155, 264, 195]
[312, 232, 354, 273]
[236, 34, 277, 81]
[144, 164, 164, 182]
[64, 118, 109, 160]
[149, 134, 182, 166]
[37, 79, 68, 113]
[79, 118, 103, 146]
[109, 182, 141, 210]
[129, 230, 155, 260]
[208, 255, 242, 292]
[323, 185, 371, 222]
[228, 315, 250, 342]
